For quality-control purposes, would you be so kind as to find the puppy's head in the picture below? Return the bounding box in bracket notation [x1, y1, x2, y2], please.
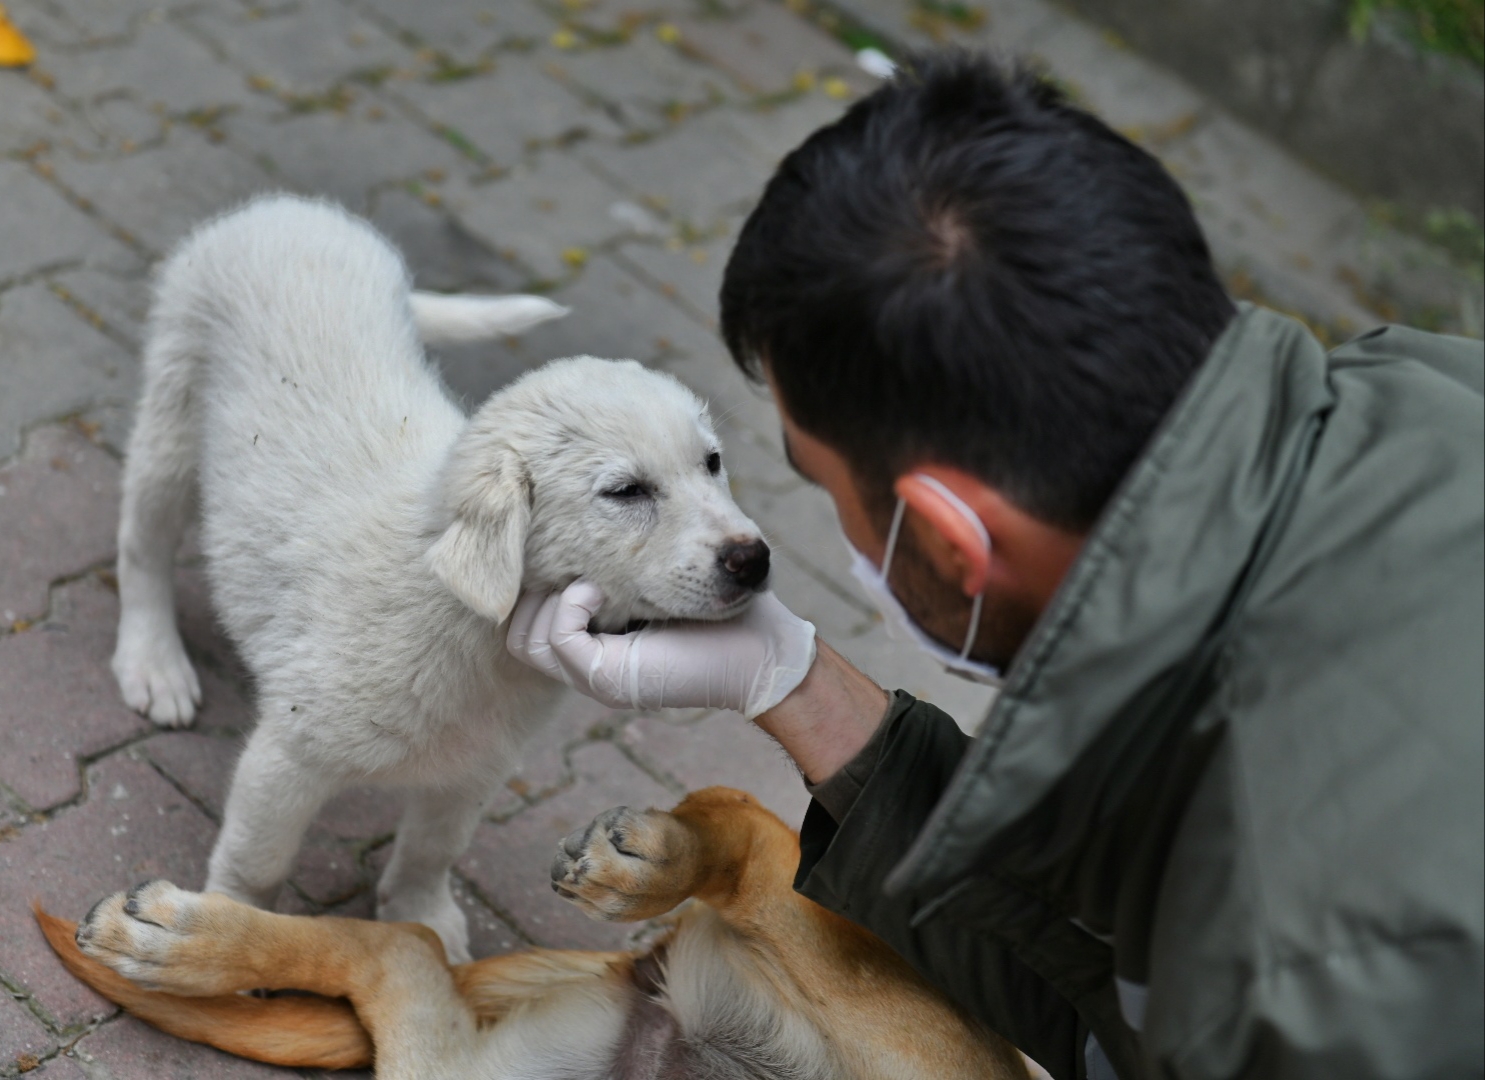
[429, 357, 768, 630]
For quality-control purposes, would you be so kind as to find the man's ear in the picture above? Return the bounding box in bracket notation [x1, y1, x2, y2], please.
[428, 444, 531, 624]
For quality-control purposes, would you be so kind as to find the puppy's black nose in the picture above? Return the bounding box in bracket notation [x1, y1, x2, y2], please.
[718, 538, 770, 590]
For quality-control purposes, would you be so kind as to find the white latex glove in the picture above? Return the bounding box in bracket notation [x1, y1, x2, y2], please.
[506, 581, 817, 720]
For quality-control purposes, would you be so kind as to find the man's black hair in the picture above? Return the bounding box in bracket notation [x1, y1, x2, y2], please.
[720, 50, 1236, 531]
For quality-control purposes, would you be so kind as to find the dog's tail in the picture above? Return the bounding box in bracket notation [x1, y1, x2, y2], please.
[33, 904, 373, 1070]
[410, 291, 569, 345]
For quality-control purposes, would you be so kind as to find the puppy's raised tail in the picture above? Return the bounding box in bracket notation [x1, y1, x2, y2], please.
[33, 904, 373, 1070]
[411, 292, 568, 345]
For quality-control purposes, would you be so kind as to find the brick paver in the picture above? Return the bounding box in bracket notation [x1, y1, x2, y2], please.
[0, 0, 1476, 1076]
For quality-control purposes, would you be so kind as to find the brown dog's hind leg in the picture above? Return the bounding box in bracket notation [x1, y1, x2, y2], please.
[73, 880, 482, 1080]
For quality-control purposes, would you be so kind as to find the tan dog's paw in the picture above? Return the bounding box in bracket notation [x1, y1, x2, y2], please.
[550, 806, 699, 922]
[75, 880, 225, 994]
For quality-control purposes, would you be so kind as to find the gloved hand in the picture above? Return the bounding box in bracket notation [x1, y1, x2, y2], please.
[506, 581, 817, 720]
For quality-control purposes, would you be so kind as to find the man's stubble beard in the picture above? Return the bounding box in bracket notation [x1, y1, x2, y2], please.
[886, 528, 1041, 671]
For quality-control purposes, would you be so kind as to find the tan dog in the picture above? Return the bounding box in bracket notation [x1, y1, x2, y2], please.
[39, 788, 1027, 1079]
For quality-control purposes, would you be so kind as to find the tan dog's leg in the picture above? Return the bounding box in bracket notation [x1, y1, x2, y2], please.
[551, 787, 1029, 1079]
[76, 880, 479, 1080]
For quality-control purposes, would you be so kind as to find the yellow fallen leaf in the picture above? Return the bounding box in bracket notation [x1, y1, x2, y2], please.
[562, 247, 588, 268]
[655, 22, 680, 45]
[551, 28, 578, 49]
[0, 5, 37, 67]
[792, 69, 817, 92]
[823, 77, 851, 100]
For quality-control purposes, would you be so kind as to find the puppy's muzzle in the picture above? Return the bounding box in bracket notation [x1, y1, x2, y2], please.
[717, 538, 770, 592]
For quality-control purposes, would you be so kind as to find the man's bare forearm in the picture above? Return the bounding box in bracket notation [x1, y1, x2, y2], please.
[753, 639, 891, 784]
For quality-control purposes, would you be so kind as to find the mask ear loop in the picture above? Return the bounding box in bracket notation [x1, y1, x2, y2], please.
[880, 497, 908, 579]
[905, 474, 991, 663]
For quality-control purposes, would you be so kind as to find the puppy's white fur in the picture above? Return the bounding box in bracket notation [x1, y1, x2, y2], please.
[113, 195, 764, 961]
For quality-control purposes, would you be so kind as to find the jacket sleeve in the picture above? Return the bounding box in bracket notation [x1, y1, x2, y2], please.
[793, 692, 1094, 1080]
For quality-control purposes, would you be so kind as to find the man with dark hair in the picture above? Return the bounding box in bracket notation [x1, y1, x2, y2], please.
[510, 52, 1484, 1079]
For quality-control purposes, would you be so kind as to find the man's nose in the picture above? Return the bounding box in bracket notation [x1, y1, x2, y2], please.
[718, 538, 771, 590]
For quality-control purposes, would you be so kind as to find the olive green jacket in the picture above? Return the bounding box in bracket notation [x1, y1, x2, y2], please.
[795, 306, 1484, 1079]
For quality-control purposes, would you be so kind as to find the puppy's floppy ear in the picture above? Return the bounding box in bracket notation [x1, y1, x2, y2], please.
[428, 432, 530, 624]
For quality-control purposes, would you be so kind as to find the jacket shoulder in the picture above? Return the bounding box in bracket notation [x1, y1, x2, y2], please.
[1329, 325, 1484, 394]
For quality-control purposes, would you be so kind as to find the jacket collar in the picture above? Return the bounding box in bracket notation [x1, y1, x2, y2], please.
[886, 305, 1337, 896]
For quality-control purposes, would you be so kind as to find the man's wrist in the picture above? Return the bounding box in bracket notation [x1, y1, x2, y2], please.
[752, 639, 890, 784]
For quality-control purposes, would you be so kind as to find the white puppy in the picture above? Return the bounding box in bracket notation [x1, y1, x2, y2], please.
[111, 195, 770, 961]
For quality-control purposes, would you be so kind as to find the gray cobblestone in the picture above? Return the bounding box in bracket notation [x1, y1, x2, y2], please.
[0, 286, 135, 460]
[367, 186, 529, 292]
[0, 163, 123, 284]
[0, 72, 99, 155]
[0, 425, 119, 624]
[546, 32, 736, 135]
[440, 150, 639, 281]
[183, 1, 412, 98]
[348, 0, 557, 61]
[50, 126, 273, 255]
[0, 993, 55, 1076]
[394, 52, 623, 168]
[47, 19, 257, 114]
[222, 91, 469, 211]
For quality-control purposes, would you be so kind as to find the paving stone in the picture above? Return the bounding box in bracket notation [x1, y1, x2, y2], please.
[837, 0, 1058, 53]
[48, 267, 152, 349]
[0, 285, 136, 462]
[459, 740, 672, 949]
[0, 753, 218, 1027]
[350, 0, 557, 60]
[0, 163, 121, 284]
[546, 0, 693, 37]
[441, 150, 636, 281]
[0, 0, 82, 50]
[222, 92, 467, 211]
[51, 127, 274, 256]
[0, 993, 55, 1075]
[620, 710, 809, 827]
[395, 53, 621, 166]
[0, 424, 119, 624]
[439, 255, 682, 405]
[545, 32, 734, 135]
[47, 20, 257, 114]
[616, 233, 728, 327]
[579, 108, 775, 230]
[43, 0, 195, 45]
[674, 2, 868, 96]
[502, 693, 617, 807]
[185, 2, 412, 98]
[84, 94, 171, 152]
[23, 1054, 92, 1078]
[1027, 15, 1206, 134]
[71, 1015, 291, 1079]
[728, 88, 851, 160]
[0, 576, 152, 811]
[367, 186, 529, 292]
[0, 69, 102, 156]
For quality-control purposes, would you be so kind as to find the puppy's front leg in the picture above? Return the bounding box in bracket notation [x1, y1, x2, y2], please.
[206, 721, 335, 909]
[376, 781, 490, 964]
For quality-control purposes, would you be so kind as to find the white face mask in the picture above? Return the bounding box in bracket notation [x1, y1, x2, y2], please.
[844, 475, 1004, 687]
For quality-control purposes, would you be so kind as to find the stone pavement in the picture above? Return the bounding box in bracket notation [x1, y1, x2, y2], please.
[0, 1, 1477, 1077]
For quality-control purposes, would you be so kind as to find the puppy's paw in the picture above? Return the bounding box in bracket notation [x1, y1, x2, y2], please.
[376, 881, 471, 964]
[75, 881, 221, 993]
[112, 623, 201, 728]
[550, 807, 696, 922]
